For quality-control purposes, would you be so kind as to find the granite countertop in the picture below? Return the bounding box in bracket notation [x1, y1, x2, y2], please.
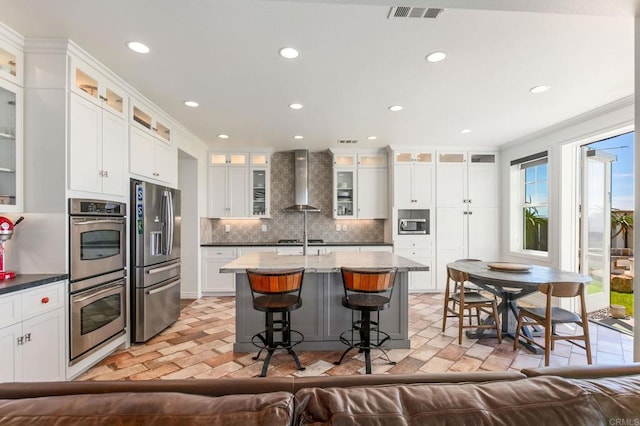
[220, 251, 428, 273]
[0, 273, 69, 296]
[201, 242, 393, 247]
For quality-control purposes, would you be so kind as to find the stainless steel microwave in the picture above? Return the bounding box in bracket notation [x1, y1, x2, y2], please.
[398, 219, 428, 234]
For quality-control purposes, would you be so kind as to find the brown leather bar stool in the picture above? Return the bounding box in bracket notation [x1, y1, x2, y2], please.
[246, 268, 306, 377]
[334, 267, 398, 374]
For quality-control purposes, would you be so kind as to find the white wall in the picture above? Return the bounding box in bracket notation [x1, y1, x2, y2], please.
[174, 127, 207, 299]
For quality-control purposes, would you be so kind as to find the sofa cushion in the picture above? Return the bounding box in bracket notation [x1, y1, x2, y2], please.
[295, 376, 602, 425]
[0, 391, 294, 425]
[573, 375, 640, 421]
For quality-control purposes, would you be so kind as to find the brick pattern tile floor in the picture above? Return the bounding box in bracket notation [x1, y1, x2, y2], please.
[76, 294, 634, 381]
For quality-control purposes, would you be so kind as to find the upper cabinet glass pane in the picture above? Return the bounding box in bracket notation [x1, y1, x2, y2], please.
[229, 154, 247, 165]
[210, 154, 226, 165]
[0, 47, 16, 79]
[0, 86, 16, 207]
[133, 106, 152, 130]
[439, 153, 465, 163]
[251, 153, 268, 165]
[415, 153, 432, 162]
[359, 154, 386, 167]
[75, 68, 98, 99]
[395, 152, 412, 162]
[156, 121, 170, 142]
[105, 88, 123, 113]
[334, 154, 356, 167]
[471, 154, 496, 163]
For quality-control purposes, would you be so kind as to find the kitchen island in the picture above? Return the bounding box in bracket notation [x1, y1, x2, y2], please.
[220, 251, 428, 352]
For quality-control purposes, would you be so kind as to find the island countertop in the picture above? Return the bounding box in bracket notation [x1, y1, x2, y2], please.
[219, 251, 429, 274]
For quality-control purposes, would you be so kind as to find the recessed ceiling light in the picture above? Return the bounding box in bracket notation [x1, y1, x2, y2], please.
[293, 135, 304, 140]
[460, 129, 472, 134]
[367, 136, 377, 140]
[530, 85, 551, 94]
[289, 103, 303, 110]
[184, 100, 199, 107]
[388, 105, 403, 112]
[127, 41, 150, 54]
[218, 134, 229, 139]
[426, 51, 447, 63]
[278, 47, 300, 59]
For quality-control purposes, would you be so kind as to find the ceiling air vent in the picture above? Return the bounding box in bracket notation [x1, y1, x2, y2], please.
[387, 7, 443, 19]
[337, 139, 358, 145]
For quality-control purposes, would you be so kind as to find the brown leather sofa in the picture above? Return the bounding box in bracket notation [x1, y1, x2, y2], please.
[1, 364, 639, 425]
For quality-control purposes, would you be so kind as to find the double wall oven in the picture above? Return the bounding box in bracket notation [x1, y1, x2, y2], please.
[69, 199, 126, 365]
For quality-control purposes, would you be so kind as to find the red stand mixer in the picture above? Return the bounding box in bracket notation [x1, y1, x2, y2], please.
[0, 216, 23, 280]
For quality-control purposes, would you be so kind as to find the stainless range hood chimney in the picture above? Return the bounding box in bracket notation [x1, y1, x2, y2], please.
[283, 150, 320, 212]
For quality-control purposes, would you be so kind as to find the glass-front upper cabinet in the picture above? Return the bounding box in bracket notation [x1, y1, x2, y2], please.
[335, 170, 355, 218]
[251, 168, 269, 217]
[71, 58, 127, 119]
[0, 79, 22, 212]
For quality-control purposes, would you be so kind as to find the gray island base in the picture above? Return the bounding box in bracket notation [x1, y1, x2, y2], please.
[220, 251, 429, 352]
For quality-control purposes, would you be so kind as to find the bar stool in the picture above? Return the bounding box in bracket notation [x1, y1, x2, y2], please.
[246, 268, 306, 377]
[334, 267, 398, 374]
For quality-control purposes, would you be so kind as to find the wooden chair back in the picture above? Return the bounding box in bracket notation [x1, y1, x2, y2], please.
[538, 282, 584, 298]
[447, 267, 469, 284]
[341, 267, 397, 293]
[246, 268, 305, 295]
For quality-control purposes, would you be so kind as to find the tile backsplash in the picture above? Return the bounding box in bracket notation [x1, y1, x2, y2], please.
[201, 151, 385, 244]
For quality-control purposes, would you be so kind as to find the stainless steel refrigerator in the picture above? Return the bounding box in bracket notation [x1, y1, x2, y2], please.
[130, 179, 181, 343]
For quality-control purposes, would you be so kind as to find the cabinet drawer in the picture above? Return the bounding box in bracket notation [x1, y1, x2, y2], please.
[0, 293, 22, 329]
[394, 239, 432, 249]
[203, 247, 237, 259]
[394, 248, 433, 258]
[21, 282, 65, 320]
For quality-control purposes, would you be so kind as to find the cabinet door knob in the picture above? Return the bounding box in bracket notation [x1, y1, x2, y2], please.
[98, 170, 104, 177]
[41, 296, 49, 304]
[24, 333, 31, 342]
[463, 211, 468, 215]
[17, 336, 23, 346]
[468, 211, 473, 215]
[104, 170, 109, 178]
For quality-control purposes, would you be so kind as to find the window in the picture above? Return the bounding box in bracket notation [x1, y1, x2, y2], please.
[511, 152, 549, 253]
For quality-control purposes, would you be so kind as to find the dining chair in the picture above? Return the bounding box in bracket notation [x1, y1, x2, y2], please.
[442, 266, 502, 344]
[513, 282, 592, 366]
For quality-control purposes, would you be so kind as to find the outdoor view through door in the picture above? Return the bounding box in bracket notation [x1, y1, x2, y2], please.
[581, 132, 634, 319]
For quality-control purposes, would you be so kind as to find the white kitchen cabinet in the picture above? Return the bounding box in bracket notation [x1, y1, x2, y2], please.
[394, 240, 434, 292]
[130, 126, 178, 186]
[202, 247, 237, 295]
[208, 165, 248, 218]
[70, 57, 127, 120]
[130, 99, 171, 143]
[392, 150, 434, 209]
[332, 151, 388, 219]
[69, 92, 127, 196]
[436, 152, 499, 286]
[0, 77, 22, 212]
[0, 280, 66, 383]
[207, 151, 270, 218]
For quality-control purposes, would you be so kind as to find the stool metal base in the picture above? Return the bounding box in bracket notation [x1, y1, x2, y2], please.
[334, 311, 396, 374]
[251, 311, 305, 377]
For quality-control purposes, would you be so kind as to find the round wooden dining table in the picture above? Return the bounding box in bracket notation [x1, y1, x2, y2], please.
[447, 261, 591, 353]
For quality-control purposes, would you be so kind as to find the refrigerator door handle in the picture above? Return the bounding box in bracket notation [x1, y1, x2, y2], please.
[167, 190, 174, 255]
[146, 261, 182, 274]
[146, 279, 180, 295]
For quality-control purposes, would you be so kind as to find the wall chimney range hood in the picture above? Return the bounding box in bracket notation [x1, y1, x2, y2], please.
[283, 150, 320, 212]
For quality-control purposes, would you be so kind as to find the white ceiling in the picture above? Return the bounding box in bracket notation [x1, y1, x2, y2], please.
[0, 0, 635, 152]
